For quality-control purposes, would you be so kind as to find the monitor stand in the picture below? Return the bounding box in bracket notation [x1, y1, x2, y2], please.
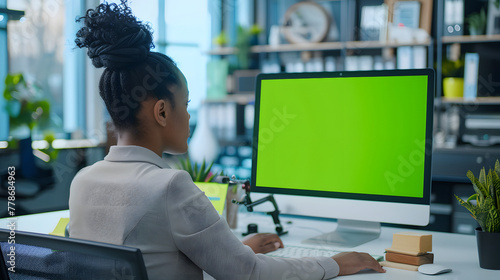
[303, 219, 381, 248]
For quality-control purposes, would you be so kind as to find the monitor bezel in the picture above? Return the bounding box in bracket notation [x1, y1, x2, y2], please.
[251, 69, 435, 206]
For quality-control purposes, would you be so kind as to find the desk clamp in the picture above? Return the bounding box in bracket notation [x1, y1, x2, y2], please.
[231, 178, 288, 236]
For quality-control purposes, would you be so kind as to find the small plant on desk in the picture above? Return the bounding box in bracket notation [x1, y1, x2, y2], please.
[455, 159, 500, 269]
[455, 160, 500, 233]
[176, 156, 223, 182]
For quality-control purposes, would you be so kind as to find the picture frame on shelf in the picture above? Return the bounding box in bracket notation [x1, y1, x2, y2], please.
[359, 4, 389, 41]
[393, 1, 421, 29]
[384, 0, 433, 35]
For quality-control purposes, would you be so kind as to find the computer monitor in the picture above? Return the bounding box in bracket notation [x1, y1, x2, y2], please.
[251, 69, 434, 247]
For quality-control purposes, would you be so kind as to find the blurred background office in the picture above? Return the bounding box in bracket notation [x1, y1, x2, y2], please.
[1, 0, 499, 235]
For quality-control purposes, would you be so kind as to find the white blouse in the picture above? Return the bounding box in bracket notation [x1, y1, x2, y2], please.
[69, 145, 339, 279]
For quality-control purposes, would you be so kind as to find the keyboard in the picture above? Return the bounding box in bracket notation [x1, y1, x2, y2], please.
[266, 245, 384, 261]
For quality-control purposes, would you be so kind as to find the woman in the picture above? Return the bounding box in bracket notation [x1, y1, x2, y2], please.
[68, 1, 385, 279]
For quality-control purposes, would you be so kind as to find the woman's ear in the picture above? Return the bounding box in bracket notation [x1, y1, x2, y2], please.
[153, 99, 171, 127]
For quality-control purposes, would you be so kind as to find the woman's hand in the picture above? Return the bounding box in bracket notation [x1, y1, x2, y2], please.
[332, 252, 386, 275]
[242, 233, 284, 254]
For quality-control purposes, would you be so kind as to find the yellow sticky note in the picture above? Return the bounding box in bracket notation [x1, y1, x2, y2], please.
[195, 182, 229, 215]
[49, 218, 70, 237]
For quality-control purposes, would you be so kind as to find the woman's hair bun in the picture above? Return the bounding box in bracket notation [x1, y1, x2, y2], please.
[75, 0, 154, 69]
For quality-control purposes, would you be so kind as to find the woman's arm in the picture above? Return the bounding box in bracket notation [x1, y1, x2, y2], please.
[165, 171, 338, 280]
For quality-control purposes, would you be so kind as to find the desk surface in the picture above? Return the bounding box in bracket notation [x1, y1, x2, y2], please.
[2, 210, 499, 280]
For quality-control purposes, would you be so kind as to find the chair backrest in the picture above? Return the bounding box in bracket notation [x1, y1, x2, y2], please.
[0, 229, 149, 280]
[0, 240, 10, 280]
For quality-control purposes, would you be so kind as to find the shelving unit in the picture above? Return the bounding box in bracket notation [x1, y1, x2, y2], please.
[203, 93, 255, 105]
[441, 34, 500, 44]
[204, 1, 500, 234]
[209, 0, 435, 75]
[435, 0, 500, 133]
[441, 96, 500, 105]
[207, 0, 500, 136]
[344, 39, 432, 49]
[208, 40, 432, 55]
[434, 0, 500, 233]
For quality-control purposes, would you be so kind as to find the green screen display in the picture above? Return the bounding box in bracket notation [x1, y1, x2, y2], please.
[255, 75, 429, 198]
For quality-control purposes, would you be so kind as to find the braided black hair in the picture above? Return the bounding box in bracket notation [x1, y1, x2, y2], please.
[75, 0, 180, 132]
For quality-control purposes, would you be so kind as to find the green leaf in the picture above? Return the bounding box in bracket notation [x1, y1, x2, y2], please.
[490, 186, 497, 211]
[195, 160, 205, 182]
[495, 159, 500, 176]
[176, 156, 219, 182]
[193, 162, 199, 181]
[204, 161, 214, 180]
[492, 170, 500, 210]
[487, 208, 500, 232]
[468, 170, 489, 201]
[479, 167, 487, 186]
[455, 195, 478, 219]
[479, 198, 500, 232]
[467, 193, 478, 203]
[206, 173, 216, 183]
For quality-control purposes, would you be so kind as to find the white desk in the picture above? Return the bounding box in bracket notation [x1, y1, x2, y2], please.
[2, 210, 499, 280]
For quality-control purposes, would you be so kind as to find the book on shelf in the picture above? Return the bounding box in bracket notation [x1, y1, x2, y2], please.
[397, 46, 413, 69]
[444, 0, 464, 36]
[360, 4, 388, 41]
[393, 1, 420, 29]
[413, 46, 427, 69]
[345, 56, 359, 71]
[464, 53, 480, 100]
[487, 0, 500, 35]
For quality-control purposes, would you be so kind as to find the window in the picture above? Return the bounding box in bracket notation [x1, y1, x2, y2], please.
[6, 0, 66, 139]
[163, 0, 209, 111]
[107, 0, 210, 111]
[1, 0, 211, 142]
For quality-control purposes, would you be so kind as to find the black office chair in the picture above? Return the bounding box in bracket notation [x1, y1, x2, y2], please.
[0, 241, 9, 280]
[0, 229, 149, 280]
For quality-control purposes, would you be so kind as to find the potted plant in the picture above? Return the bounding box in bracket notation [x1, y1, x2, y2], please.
[235, 24, 262, 70]
[235, 25, 252, 70]
[213, 31, 229, 48]
[455, 159, 500, 270]
[249, 24, 263, 46]
[441, 57, 465, 98]
[466, 9, 487, 35]
[177, 156, 224, 183]
[3, 73, 58, 165]
[176, 156, 242, 227]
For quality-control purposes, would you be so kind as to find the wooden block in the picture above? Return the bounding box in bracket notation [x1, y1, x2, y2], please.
[380, 260, 419, 271]
[386, 252, 434, 265]
[385, 248, 425, 256]
[387, 232, 432, 255]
